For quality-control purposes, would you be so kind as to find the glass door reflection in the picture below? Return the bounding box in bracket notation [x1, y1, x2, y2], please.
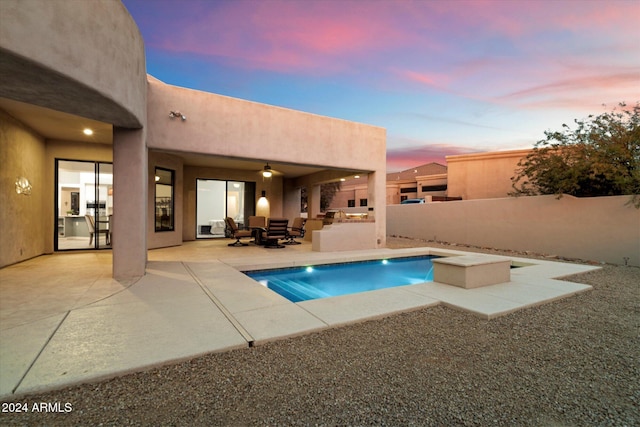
[55, 160, 113, 251]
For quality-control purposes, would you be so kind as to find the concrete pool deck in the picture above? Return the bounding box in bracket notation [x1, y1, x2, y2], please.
[0, 240, 598, 399]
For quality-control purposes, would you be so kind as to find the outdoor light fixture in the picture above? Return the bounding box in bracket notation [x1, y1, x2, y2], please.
[83, 128, 93, 135]
[15, 176, 32, 195]
[169, 111, 186, 121]
[257, 190, 270, 214]
[262, 163, 272, 178]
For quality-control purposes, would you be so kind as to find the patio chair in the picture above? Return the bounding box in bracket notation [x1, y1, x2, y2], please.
[224, 217, 252, 246]
[261, 218, 289, 249]
[248, 216, 266, 228]
[322, 211, 336, 225]
[284, 217, 306, 245]
[84, 214, 109, 246]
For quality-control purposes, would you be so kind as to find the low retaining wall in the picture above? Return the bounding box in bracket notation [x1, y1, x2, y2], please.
[387, 195, 640, 266]
[312, 222, 377, 252]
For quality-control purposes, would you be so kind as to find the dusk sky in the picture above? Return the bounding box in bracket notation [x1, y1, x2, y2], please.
[122, 0, 639, 172]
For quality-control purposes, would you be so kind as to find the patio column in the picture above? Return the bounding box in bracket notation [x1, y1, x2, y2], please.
[112, 127, 147, 281]
[368, 171, 386, 248]
[308, 184, 322, 220]
[283, 180, 302, 220]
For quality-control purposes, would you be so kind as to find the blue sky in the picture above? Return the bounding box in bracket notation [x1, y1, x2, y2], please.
[122, 0, 640, 171]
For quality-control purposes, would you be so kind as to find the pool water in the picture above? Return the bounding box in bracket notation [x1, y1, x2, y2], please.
[245, 255, 438, 303]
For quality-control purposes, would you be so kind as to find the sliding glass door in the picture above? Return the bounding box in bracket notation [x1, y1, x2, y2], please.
[196, 179, 255, 238]
[55, 160, 113, 250]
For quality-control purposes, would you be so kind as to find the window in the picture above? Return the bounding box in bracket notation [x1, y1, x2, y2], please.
[359, 198, 368, 207]
[400, 195, 408, 202]
[348, 200, 355, 207]
[422, 184, 448, 192]
[195, 179, 255, 238]
[400, 187, 418, 194]
[55, 159, 112, 251]
[155, 168, 174, 231]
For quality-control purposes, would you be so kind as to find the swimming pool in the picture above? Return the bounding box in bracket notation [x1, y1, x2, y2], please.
[245, 255, 438, 302]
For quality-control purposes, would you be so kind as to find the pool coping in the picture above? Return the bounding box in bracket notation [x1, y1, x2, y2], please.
[214, 247, 598, 344]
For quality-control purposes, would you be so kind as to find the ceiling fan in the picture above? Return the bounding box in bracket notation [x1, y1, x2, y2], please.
[260, 162, 280, 178]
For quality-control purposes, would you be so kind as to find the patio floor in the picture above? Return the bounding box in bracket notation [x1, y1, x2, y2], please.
[0, 239, 598, 399]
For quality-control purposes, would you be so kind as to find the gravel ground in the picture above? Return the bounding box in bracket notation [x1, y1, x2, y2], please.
[2, 238, 638, 426]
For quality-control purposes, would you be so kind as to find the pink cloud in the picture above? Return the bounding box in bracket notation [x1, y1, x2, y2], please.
[493, 70, 640, 112]
[150, 0, 415, 74]
[398, 69, 452, 91]
[427, 0, 640, 40]
[135, 0, 639, 117]
[141, 0, 640, 82]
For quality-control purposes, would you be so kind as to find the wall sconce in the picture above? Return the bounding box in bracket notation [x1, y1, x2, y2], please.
[169, 111, 186, 121]
[262, 163, 272, 178]
[15, 176, 32, 195]
[257, 190, 270, 216]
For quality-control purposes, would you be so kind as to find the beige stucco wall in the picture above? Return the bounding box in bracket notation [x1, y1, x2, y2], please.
[446, 149, 530, 200]
[388, 194, 640, 266]
[145, 80, 385, 170]
[0, 110, 46, 267]
[146, 79, 387, 246]
[0, 0, 146, 128]
[113, 127, 147, 279]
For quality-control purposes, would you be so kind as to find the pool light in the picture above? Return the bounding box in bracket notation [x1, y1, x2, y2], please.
[306, 266, 314, 273]
[382, 259, 389, 265]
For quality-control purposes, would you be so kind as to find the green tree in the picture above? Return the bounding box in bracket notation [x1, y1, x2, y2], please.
[320, 182, 342, 211]
[299, 182, 342, 213]
[510, 102, 640, 206]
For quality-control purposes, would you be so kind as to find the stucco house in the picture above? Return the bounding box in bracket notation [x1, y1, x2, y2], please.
[0, 0, 387, 280]
[329, 163, 449, 211]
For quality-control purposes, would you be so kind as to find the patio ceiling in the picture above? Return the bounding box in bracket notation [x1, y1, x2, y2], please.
[171, 151, 367, 180]
[0, 97, 367, 180]
[0, 97, 113, 144]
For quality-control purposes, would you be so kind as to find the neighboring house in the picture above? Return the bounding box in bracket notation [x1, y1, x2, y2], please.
[330, 163, 450, 211]
[446, 149, 531, 200]
[385, 163, 449, 204]
[0, 0, 387, 280]
[330, 149, 532, 212]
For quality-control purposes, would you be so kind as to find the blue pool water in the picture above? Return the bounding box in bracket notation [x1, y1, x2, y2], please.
[245, 255, 438, 302]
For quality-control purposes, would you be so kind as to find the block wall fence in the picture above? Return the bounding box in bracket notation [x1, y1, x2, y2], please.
[387, 194, 640, 267]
